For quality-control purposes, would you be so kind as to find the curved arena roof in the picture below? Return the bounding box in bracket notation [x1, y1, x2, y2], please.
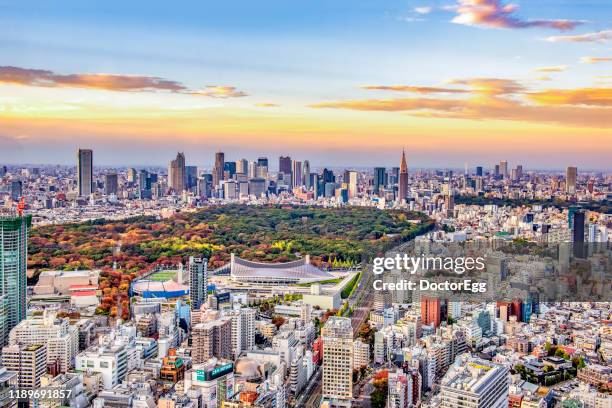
[230, 254, 333, 283]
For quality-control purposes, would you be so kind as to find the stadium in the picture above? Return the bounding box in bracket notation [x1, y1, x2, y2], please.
[130, 266, 190, 299]
[227, 253, 335, 285]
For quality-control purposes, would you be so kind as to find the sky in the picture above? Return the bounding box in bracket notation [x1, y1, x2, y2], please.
[0, 0, 610, 169]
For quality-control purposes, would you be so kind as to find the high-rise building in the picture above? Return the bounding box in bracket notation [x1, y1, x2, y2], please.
[291, 160, 302, 188]
[302, 160, 311, 189]
[1, 343, 47, 389]
[421, 297, 441, 328]
[228, 308, 255, 359]
[373, 167, 386, 195]
[192, 317, 232, 363]
[189, 257, 208, 310]
[213, 152, 225, 188]
[77, 149, 93, 196]
[168, 152, 186, 193]
[398, 149, 409, 202]
[236, 159, 248, 175]
[127, 168, 138, 184]
[475, 166, 483, 177]
[347, 170, 358, 199]
[9, 311, 78, 373]
[9, 181, 22, 201]
[572, 209, 585, 258]
[322, 317, 353, 407]
[223, 162, 236, 178]
[440, 355, 509, 407]
[499, 160, 508, 179]
[0, 212, 31, 347]
[104, 174, 118, 195]
[566, 166, 577, 194]
[279, 156, 292, 175]
[186, 165, 198, 189]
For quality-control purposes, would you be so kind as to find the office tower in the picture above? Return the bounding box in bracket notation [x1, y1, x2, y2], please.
[302, 160, 311, 189]
[248, 178, 266, 198]
[77, 148, 93, 196]
[322, 168, 335, 183]
[279, 156, 292, 175]
[223, 162, 236, 178]
[236, 159, 248, 175]
[499, 160, 508, 179]
[104, 174, 118, 195]
[213, 151, 225, 188]
[247, 161, 257, 179]
[256, 157, 269, 179]
[1, 343, 47, 389]
[515, 165, 523, 180]
[347, 170, 358, 198]
[126, 168, 137, 184]
[421, 297, 441, 328]
[228, 308, 255, 358]
[398, 149, 409, 202]
[9, 311, 78, 373]
[189, 257, 208, 310]
[291, 160, 302, 188]
[186, 165, 198, 189]
[440, 355, 509, 407]
[475, 166, 483, 177]
[138, 169, 151, 199]
[572, 210, 585, 258]
[9, 181, 22, 201]
[168, 152, 186, 193]
[494, 164, 500, 177]
[0, 212, 31, 347]
[566, 166, 578, 194]
[322, 317, 353, 407]
[373, 167, 386, 195]
[192, 318, 232, 363]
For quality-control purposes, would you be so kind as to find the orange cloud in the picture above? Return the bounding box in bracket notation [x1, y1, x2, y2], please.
[451, 0, 581, 31]
[580, 56, 612, 64]
[361, 85, 469, 94]
[255, 102, 280, 107]
[191, 86, 248, 98]
[0, 66, 248, 98]
[546, 29, 612, 42]
[528, 88, 612, 107]
[0, 66, 187, 92]
[534, 65, 568, 72]
[310, 80, 612, 128]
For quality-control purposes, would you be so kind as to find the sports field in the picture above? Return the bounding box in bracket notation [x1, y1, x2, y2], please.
[149, 270, 176, 282]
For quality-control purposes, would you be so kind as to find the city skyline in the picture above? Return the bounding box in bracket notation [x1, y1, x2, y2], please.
[1, 0, 611, 168]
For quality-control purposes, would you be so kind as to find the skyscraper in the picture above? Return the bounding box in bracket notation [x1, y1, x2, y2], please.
[189, 256, 208, 310]
[291, 160, 302, 188]
[572, 210, 585, 258]
[398, 149, 408, 202]
[566, 166, 577, 194]
[77, 149, 93, 197]
[499, 160, 508, 179]
[373, 167, 386, 195]
[279, 156, 292, 175]
[236, 159, 248, 175]
[302, 160, 311, 189]
[0, 211, 31, 347]
[475, 166, 483, 177]
[322, 317, 353, 407]
[213, 152, 225, 188]
[347, 170, 358, 198]
[168, 152, 186, 193]
[104, 174, 118, 195]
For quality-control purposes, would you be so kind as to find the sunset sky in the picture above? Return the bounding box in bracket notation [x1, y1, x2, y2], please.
[1, 0, 610, 169]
